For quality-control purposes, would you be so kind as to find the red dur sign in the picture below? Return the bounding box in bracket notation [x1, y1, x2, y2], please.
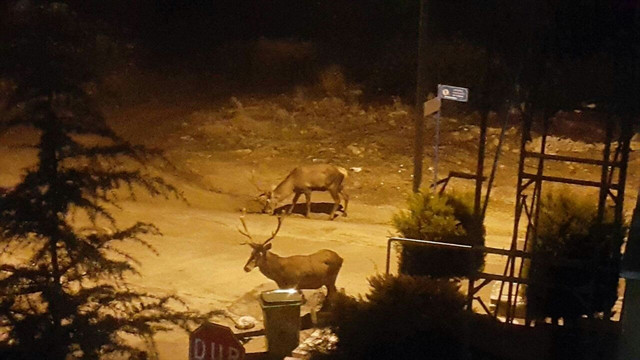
[189, 322, 245, 360]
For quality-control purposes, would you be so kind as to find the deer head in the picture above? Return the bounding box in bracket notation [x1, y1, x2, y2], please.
[250, 171, 276, 214]
[260, 188, 279, 215]
[238, 209, 284, 272]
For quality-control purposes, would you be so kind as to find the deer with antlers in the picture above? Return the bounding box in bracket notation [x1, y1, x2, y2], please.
[252, 164, 349, 220]
[238, 210, 343, 299]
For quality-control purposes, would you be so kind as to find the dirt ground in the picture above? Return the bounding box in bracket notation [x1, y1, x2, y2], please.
[1, 91, 638, 359]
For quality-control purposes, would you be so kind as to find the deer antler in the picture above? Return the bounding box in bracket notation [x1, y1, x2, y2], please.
[263, 211, 285, 245]
[249, 170, 266, 194]
[237, 208, 254, 244]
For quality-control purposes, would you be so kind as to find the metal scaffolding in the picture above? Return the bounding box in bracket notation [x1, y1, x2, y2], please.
[491, 115, 633, 324]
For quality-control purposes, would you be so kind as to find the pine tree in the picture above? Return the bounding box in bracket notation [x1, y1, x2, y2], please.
[0, 2, 208, 359]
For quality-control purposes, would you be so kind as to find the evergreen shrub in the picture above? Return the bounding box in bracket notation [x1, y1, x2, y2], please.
[312, 274, 468, 360]
[392, 192, 485, 278]
[526, 191, 624, 321]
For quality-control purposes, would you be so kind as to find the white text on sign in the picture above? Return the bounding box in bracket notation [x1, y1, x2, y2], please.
[438, 84, 469, 102]
[192, 339, 242, 360]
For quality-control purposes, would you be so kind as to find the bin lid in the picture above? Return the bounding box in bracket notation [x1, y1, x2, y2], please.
[261, 289, 303, 305]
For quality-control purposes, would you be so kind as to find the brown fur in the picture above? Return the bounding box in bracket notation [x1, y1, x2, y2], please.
[244, 247, 343, 298]
[263, 164, 349, 220]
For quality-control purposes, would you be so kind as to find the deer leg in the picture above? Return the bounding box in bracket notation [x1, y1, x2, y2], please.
[304, 191, 312, 218]
[329, 190, 341, 220]
[320, 284, 338, 312]
[339, 188, 349, 217]
[289, 192, 301, 215]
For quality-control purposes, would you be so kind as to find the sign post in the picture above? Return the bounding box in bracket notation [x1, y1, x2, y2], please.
[189, 322, 245, 360]
[431, 84, 469, 187]
[438, 84, 469, 102]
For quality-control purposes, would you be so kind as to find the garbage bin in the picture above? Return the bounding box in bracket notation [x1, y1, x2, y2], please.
[260, 289, 303, 359]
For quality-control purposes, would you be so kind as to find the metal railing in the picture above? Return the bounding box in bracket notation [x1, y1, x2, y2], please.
[385, 236, 472, 275]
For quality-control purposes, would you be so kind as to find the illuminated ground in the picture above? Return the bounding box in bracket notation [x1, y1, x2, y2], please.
[1, 93, 638, 359]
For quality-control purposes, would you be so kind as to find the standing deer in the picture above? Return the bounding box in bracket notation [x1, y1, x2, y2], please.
[255, 164, 349, 220]
[238, 210, 343, 299]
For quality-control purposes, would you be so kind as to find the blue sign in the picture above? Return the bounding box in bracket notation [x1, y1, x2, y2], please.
[438, 84, 469, 102]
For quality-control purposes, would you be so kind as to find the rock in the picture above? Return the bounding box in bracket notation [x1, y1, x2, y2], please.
[234, 149, 252, 155]
[350, 167, 362, 173]
[308, 125, 329, 137]
[388, 119, 397, 127]
[388, 110, 408, 117]
[180, 135, 194, 141]
[469, 126, 481, 136]
[274, 108, 290, 121]
[198, 123, 230, 137]
[230, 96, 244, 110]
[235, 316, 256, 330]
[347, 144, 363, 155]
[231, 113, 269, 133]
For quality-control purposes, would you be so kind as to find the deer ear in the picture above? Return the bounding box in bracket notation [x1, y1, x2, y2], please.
[264, 243, 272, 251]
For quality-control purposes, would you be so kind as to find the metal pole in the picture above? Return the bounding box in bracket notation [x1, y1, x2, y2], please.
[433, 98, 441, 188]
[615, 118, 632, 224]
[386, 237, 472, 275]
[482, 103, 509, 219]
[597, 119, 613, 222]
[412, 0, 429, 193]
[474, 111, 488, 217]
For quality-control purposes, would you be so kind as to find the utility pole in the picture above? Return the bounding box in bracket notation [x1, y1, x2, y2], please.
[412, 0, 428, 193]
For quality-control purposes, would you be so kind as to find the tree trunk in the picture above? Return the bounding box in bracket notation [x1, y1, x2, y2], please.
[39, 118, 66, 359]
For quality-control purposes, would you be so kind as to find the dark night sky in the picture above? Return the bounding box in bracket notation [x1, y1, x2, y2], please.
[2, 0, 639, 107]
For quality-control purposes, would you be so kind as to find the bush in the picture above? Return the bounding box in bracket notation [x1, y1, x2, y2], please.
[392, 192, 485, 278]
[526, 191, 624, 321]
[313, 274, 468, 360]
